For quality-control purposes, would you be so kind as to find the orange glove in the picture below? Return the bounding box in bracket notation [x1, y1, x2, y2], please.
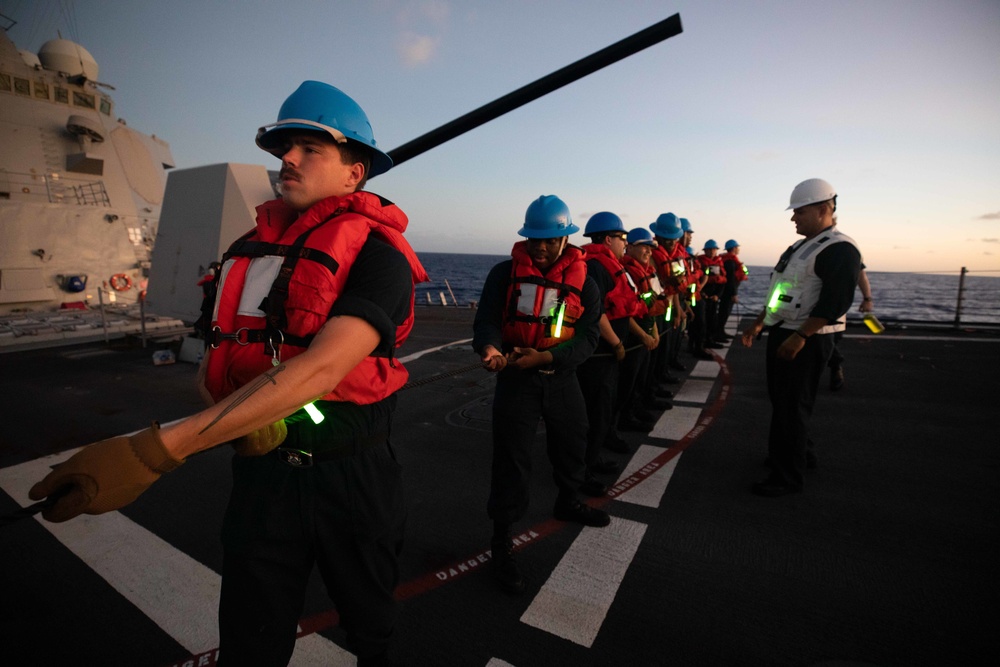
[231, 420, 288, 456]
[28, 423, 184, 523]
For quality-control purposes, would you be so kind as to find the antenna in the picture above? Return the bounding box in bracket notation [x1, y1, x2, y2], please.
[383, 13, 683, 171]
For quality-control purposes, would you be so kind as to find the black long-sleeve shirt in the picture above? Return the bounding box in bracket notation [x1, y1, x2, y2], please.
[473, 258, 601, 372]
[810, 242, 862, 323]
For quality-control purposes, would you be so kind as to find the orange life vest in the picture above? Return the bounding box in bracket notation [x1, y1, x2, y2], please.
[698, 254, 727, 284]
[502, 242, 587, 350]
[722, 252, 748, 281]
[621, 254, 661, 317]
[205, 193, 428, 405]
[582, 243, 644, 320]
[651, 240, 688, 296]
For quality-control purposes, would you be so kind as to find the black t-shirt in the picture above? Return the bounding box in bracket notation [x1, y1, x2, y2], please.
[287, 236, 412, 444]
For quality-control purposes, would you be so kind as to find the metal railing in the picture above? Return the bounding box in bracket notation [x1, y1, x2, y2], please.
[0, 170, 110, 207]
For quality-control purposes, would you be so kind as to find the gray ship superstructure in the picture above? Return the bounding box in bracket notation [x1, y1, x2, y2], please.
[0, 24, 183, 348]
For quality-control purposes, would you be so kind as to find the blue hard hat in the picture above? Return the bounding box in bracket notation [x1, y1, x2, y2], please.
[725, 239, 739, 250]
[256, 81, 393, 177]
[703, 239, 719, 250]
[519, 195, 579, 238]
[680, 218, 693, 233]
[627, 228, 657, 246]
[584, 211, 626, 236]
[650, 212, 683, 239]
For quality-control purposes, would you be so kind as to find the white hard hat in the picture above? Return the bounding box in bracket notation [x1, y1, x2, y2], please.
[786, 178, 837, 210]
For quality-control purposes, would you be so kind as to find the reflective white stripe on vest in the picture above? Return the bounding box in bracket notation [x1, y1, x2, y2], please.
[237, 256, 284, 317]
[516, 285, 559, 318]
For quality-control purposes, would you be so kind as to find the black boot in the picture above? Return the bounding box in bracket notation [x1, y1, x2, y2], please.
[490, 535, 525, 595]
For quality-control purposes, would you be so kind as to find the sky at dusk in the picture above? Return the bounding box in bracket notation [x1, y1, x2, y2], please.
[5, 0, 999, 273]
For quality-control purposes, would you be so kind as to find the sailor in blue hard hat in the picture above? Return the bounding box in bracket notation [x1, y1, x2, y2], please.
[28, 80, 428, 666]
[256, 80, 393, 206]
[473, 194, 610, 595]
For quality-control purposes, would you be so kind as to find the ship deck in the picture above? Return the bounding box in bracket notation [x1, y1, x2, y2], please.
[0, 306, 997, 666]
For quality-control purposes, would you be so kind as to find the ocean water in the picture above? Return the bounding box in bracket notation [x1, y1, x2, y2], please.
[416, 252, 1000, 325]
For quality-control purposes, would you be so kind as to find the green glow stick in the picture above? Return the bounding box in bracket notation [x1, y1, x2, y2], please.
[689, 283, 696, 306]
[768, 285, 784, 310]
[304, 402, 325, 425]
[552, 301, 566, 337]
[665, 303, 673, 322]
[743, 264, 749, 276]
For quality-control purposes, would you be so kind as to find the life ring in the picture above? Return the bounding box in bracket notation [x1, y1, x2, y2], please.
[109, 273, 133, 291]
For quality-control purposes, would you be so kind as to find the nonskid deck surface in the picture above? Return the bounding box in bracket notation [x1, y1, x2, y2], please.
[0, 308, 997, 666]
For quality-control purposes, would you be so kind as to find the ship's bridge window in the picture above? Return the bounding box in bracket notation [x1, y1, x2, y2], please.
[14, 77, 30, 96]
[100, 97, 111, 115]
[34, 81, 50, 100]
[0, 73, 10, 92]
[55, 87, 69, 104]
[72, 91, 95, 109]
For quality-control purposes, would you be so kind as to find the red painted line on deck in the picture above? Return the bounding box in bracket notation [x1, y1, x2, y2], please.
[163, 356, 732, 666]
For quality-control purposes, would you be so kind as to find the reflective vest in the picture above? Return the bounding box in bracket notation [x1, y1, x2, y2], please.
[721, 252, 748, 281]
[205, 193, 428, 404]
[621, 254, 661, 317]
[763, 227, 860, 334]
[502, 242, 587, 350]
[582, 243, 644, 320]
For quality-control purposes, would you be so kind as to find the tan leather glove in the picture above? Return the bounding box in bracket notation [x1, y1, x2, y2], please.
[28, 423, 184, 523]
[231, 420, 288, 456]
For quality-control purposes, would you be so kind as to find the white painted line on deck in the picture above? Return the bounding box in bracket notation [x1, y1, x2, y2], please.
[689, 360, 721, 378]
[650, 405, 702, 441]
[615, 444, 681, 508]
[843, 334, 1000, 343]
[0, 450, 221, 654]
[0, 452, 351, 662]
[671, 379, 715, 404]
[520, 516, 647, 647]
[290, 634, 356, 666]
[398, 338, 473, 363]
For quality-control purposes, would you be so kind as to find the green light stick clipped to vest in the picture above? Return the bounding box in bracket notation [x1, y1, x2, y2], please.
[767, 283, 787, 311]
[552, 301, 567, 338]
[304, 402, 325, 425]
[689, 283, 696, 306]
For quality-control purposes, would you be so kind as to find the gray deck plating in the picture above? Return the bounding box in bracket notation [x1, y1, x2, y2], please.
[0, 307, 996, 666]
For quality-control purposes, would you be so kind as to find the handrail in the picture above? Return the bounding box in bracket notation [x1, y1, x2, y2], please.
[0, 170, 110, 206]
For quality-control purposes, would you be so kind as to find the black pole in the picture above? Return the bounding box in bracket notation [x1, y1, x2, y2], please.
[384, 13, 683, 170]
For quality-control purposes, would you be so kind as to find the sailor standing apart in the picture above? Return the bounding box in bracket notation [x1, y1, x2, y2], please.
[474, 195, 611, 595]
[29, 81, 428, 666]
[741, 178, 862, 497]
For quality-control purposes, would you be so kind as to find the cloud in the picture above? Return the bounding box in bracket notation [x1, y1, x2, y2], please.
[977, 212, 1000, 220]
[395, 1, 449, 67]
[749, 150, 781, 162]
[982, 238, 999, 243]
[398, 32, 439, 66]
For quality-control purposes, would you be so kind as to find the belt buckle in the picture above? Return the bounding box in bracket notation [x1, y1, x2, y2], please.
[277, 448, 313, 467]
